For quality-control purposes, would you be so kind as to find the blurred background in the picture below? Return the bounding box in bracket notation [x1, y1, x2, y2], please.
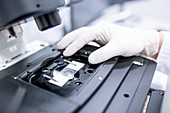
[22, 0, 170, 44]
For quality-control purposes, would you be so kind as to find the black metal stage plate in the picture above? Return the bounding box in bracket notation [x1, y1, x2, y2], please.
[0, 44, 156, 113]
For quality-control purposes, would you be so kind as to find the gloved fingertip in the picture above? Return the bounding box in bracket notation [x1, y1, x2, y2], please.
[56, 45, 61, 50]
[56, 42, 63, 49]
[63, 51, 70, 57]
[88, 54, 99, 64]
[63, 49, 75, 57]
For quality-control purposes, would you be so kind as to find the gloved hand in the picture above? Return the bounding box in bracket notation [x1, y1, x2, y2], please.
[57, 22, 160, 64]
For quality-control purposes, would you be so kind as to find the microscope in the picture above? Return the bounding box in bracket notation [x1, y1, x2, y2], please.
[0, 0, 65, 63]
[0, 1, 162, 113]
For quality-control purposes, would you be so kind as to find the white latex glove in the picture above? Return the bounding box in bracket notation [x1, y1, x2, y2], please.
[57, 22, 159, 64]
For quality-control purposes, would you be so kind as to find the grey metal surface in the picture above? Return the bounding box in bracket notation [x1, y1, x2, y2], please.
[160, 76, 170, 113]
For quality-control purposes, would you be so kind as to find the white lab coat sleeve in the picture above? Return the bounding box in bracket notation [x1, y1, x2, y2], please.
[156, 32, 170, 76]
[151, 32, 170, 90]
